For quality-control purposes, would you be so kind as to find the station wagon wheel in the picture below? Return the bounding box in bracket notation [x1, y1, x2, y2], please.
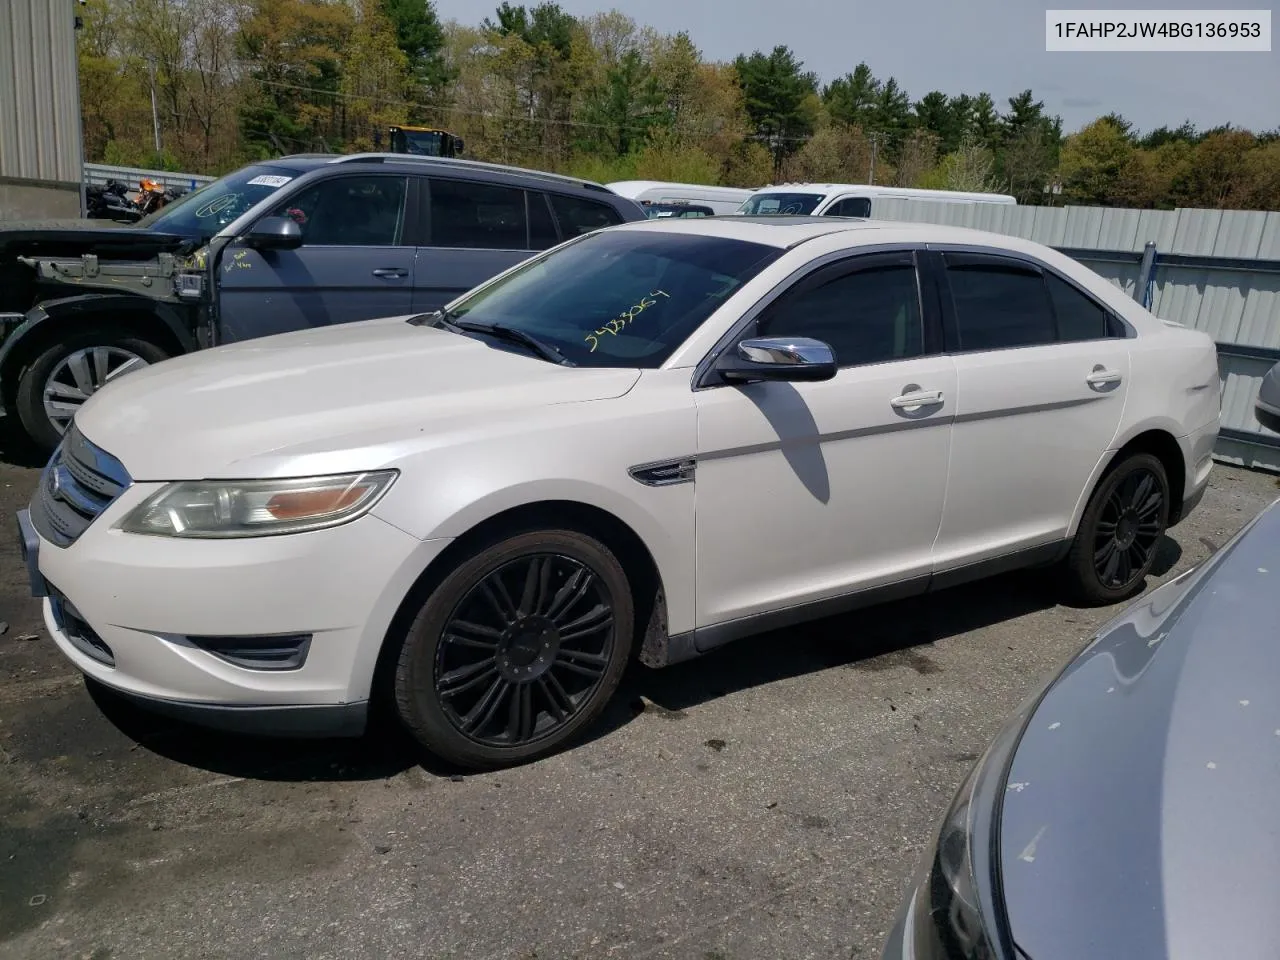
[393, 529, 634, 769]
[44, 346, 151, 434]
[1064, 452, 1170, 606]
[13, 327, 171, 454]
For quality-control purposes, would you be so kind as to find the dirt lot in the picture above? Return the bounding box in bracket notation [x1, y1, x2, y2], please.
[1, 430, 1276, 960]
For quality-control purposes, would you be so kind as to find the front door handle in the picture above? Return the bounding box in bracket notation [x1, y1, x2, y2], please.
[372, 267, 408, 278]
[890, 390, 944, 409]
[1086, 369, 1123, 387]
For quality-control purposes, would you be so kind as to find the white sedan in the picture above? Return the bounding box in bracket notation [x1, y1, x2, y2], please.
[17, 216, 1221, 769]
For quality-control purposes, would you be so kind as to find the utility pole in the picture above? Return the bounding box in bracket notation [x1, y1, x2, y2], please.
[868, 134, 878, 185]
[148, 60, 162, 154]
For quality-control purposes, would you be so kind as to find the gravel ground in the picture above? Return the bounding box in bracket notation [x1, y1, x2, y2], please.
[1, 429, 1276, 960]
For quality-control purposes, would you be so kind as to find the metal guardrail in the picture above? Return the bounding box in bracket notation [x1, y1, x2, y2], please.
[83, 162, 214, 193]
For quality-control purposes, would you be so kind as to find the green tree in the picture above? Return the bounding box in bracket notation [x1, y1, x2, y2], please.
[381, 0, 451, 97]
[823, 63, 879, 129]
[581, 48, 665, 156]
[1058, 116, 1135, 204]
[733, 45, 818, 173]
[341, 0, 414, 150]
[237, 0, 353, 155]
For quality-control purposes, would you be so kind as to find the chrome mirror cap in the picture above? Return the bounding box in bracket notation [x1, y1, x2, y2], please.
[736, 337, 835, 367]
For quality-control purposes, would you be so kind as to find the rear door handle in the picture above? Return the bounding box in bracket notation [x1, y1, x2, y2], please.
[372, 267, 408, 278]
[890, 390, 945, 409]
[1086, 369, 1123, 387]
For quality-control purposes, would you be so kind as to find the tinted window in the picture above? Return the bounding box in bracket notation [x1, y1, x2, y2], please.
[946, 262, 1055, 351]
[430, 179, 527, 249]
[549, 194, 624, 236]
[1047, 273, 1112, 341]
[528, 192, 559, 250]
[434, 231, 780, 368]
[759, 262, 923, 367]
[271, 176, 407, 246]
[825, 197, 871, 217]
[738, 192, 825, 215]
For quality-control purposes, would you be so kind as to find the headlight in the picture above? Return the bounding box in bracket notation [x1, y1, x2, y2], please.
[898, 689, 1043, 960]
[119, 471, 397, 538]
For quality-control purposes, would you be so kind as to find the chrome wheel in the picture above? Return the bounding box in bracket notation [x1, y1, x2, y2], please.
[43, 346, 150, 435]
[1093, 467, 1165, 589]
[434, 554, 616, 748]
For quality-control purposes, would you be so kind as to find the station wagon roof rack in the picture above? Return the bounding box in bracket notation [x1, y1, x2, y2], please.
[328, 153, 615, 193]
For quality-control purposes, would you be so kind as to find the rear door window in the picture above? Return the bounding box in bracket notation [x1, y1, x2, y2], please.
[943, 255, 1056, 351]
[428, 178, 528, 250]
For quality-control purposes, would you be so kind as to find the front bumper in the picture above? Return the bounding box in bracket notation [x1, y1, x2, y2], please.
[19, 490, 451, 736]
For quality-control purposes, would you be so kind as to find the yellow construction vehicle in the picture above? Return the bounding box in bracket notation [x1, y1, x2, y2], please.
[387, 125, 465, 158]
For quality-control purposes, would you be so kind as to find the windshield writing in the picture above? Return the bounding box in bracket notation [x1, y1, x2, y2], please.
[439, 231, 781, 368]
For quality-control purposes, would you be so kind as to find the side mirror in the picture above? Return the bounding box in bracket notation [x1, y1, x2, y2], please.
[717, 336, 838, 384]
[454, 138, 465, 155]
[244, 216, 303, 250]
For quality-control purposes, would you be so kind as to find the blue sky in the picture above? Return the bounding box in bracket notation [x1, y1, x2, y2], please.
[431, 0, 1279, 135]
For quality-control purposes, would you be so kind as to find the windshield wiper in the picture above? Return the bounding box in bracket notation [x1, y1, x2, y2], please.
[451, 319, 575, 367]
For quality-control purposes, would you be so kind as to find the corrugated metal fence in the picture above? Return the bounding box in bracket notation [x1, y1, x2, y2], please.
[83, 162, 215, 194]
[873, 199, 1280, 472]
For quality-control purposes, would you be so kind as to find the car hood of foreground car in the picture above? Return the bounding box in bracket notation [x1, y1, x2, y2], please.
[74, 316, 642, 480]
[998, 497, 1280, 960]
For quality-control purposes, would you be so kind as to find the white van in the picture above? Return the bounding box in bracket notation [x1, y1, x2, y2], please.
[606, 180, 757, 217]
[737, 183, 1016, 218]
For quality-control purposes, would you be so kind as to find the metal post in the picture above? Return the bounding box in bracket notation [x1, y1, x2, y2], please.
[148, 62, 162, 154]
[1134, 241, 1158, 308]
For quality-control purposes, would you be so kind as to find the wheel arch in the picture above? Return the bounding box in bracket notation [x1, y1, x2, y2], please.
[1068, 422, 1189, 537]
[0, 295, 195, 414]
[371, 497, 675, 714]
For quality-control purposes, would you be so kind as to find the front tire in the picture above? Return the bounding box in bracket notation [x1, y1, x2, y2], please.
[14, 328, 169, 453]
[393, 529, 635, 769]
[1063, 452, 1170, 606]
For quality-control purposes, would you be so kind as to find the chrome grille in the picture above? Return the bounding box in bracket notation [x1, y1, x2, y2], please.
[29, 424, 131, 547]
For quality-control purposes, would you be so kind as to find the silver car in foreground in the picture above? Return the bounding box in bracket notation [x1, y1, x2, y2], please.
[884, 492, 1280, 960]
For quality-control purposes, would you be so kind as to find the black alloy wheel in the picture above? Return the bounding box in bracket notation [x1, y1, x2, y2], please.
[1064, 452, 1170, 605]
[1092, 468, 1165, 589]
[393, 529, 634, 769]
[434, 554, 616, 746]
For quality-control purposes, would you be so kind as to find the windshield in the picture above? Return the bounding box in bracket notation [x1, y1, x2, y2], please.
[436, 230, 781, 368]
[136, 163, 307, 240]
[737, 192, 825, 216]
[397, 130, 446, 156]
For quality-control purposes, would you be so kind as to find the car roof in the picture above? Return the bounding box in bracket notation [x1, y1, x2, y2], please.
[266, 153, 623, 199]
[608, 214, 1038, 251]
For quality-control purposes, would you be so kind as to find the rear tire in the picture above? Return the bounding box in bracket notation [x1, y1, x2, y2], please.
[393, 529, 634, 770]
[14, 327, 169, 453]
[1063, 452, 1170, 606]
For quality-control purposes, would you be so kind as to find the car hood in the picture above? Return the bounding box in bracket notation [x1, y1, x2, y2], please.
[74, 316, 642, 480]
[999, 498, 1280, 960]
[0, 220, 191, 260]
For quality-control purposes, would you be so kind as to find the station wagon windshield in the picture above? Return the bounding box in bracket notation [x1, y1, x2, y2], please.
[737, 193, 825, 215]
[136, 163, 307, 241]
[420, 231, 781, 368]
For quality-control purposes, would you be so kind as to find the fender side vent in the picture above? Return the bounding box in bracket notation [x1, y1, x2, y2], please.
[629, 458, 696, 487]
